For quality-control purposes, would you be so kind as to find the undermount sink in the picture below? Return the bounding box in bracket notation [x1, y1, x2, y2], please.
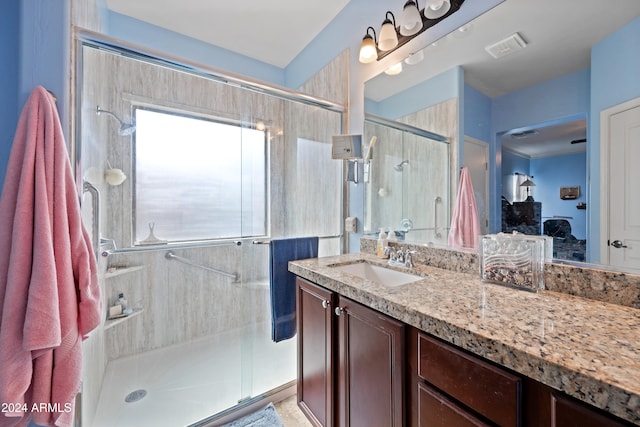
[332, 261, 422, 287]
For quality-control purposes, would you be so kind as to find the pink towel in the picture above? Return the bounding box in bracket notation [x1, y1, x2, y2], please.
[448, 167, 481, 250]
[0, 86, 102, 427]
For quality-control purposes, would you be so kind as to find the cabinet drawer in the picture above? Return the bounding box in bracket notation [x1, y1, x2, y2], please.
[418, 383, 491, 427]
[551, 393, 634, 427]
[418, 333, 521, 427]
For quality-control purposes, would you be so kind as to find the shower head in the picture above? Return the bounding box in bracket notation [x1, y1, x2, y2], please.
[394, 160, 409, 171]
[96, 106, 136, 136]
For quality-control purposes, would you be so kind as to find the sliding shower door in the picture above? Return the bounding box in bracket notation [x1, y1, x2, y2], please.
[77, 39, 343, 427]
[363, 118, 450, 244]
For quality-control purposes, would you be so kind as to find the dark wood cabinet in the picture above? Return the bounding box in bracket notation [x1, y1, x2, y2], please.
[297, 277, 334, 427]
[296, 277, 405, 427]
[296, 277, 635, 427]
[551, 393, 635, 427]
[412, 329, 522, 426]
[408, 326, 635, 427]
[336, 293, 405, 427]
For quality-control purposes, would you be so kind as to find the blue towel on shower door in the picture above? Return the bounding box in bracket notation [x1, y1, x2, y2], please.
[269, 236, 318, 342]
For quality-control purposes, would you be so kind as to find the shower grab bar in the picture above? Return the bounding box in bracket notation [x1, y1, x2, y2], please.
[252, 234, 342, 245]
[102, 239, 242, 256]
[434, 196, 442, 239]
[82, 181, 100, 260]
[165, 251, 239, 282]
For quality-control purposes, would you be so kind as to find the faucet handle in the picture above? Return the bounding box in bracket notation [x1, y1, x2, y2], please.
[404, 250, 417, 268]
[383, 246, 394, 258]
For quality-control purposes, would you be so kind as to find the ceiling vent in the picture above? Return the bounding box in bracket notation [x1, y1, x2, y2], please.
[485, 33, 527, 59]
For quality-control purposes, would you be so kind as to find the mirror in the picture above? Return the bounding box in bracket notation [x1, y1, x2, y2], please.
[364, 0, 640, 269]
[363, 115, 450, 245]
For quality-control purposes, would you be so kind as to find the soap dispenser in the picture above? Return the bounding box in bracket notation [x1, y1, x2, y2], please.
[377, 228, 388, 258]
[387, 228, 398, 242]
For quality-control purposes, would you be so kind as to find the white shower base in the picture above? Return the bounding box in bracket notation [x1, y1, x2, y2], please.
[90, 321, 297, 427]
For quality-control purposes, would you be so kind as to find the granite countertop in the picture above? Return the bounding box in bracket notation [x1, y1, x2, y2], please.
[289, 253, 640, 426]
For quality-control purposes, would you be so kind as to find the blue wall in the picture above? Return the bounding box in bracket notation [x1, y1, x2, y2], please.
[492, 68, 590, 135]
[486, 68, 589, 235]
[464, 84, 491, 143]
[0, 0, 20, 190]
[589, 16, 640, 261]
[531, 152, 587, 240]
[366, 67, 462, 120]
[502, 150, 530, 184]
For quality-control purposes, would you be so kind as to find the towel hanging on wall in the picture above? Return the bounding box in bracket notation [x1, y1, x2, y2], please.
[0, 86, 102, 427]
[448, 167, 481, 250]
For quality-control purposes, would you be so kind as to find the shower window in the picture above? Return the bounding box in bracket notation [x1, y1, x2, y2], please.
[133, 108, 267, 243]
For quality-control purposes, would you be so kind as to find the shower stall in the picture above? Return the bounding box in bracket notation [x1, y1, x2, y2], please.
[363, 115, 450, 245]
[77, 38, 343, 427]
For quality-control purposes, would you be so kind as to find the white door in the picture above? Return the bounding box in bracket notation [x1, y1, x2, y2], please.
[464, 136, 489, 235]
[602, 99, 640, 269]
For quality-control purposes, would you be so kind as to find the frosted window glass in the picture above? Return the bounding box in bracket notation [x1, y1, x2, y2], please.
[134, 109, 267, 243]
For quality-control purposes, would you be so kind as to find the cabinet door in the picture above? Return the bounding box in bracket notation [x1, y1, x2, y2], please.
[551, 393, 634, 427]
[336, 295, 404, 427]
[297, 278, 335, 427]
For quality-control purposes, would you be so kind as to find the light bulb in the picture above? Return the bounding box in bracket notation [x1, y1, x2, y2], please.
[424, 0, 451, 19]
[359, 36, 377, 63]
[400, 1, 423, 36]
[384, 62, 403, 76]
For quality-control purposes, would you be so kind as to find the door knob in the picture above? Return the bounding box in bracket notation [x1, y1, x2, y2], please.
[611, 240, 628, 248]
[322, 300, 330, 309]
[334, 307, 344, 316]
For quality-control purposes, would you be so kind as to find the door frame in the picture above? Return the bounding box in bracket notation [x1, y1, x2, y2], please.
[599, 96, 640, 264]
[463, 136, 490, 234]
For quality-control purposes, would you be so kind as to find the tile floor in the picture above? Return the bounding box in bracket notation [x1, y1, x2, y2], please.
[274, 396, 313, 427]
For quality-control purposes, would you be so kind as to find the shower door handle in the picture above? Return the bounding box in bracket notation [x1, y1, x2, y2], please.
[82, 181, 100, 261]
[322, 300, 330, 309]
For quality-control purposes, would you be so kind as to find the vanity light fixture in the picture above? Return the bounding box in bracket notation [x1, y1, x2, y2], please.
[358, 0, 465, 63]
[359, 27, 378, 63]
[378, 12, 399, 51]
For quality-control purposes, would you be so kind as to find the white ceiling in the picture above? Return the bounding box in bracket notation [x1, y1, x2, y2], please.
[502, 119, 587, 159]
[105, 0, 351, 68]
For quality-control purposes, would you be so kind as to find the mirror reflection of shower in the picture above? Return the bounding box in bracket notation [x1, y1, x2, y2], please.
[96, 106, 136, 136]
[394, 159, 409, 171]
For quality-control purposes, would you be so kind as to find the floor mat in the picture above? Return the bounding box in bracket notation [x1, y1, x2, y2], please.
[222, 403, 284, 427]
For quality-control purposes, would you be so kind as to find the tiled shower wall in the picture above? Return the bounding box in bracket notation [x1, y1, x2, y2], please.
[78, 45, 348, 426]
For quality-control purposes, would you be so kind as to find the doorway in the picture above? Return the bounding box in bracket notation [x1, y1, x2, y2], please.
[600, 97, 640, 270]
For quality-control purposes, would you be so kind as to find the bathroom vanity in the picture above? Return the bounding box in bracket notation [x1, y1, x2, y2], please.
[290, 249, 640, 427]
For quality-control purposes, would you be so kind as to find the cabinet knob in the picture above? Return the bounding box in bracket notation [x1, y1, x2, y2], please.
[334, 307, 344, 316]
[322, 300, 330, 309]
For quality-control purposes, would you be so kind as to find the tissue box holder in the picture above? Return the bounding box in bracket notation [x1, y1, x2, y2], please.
[480, 234, 545, 292]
